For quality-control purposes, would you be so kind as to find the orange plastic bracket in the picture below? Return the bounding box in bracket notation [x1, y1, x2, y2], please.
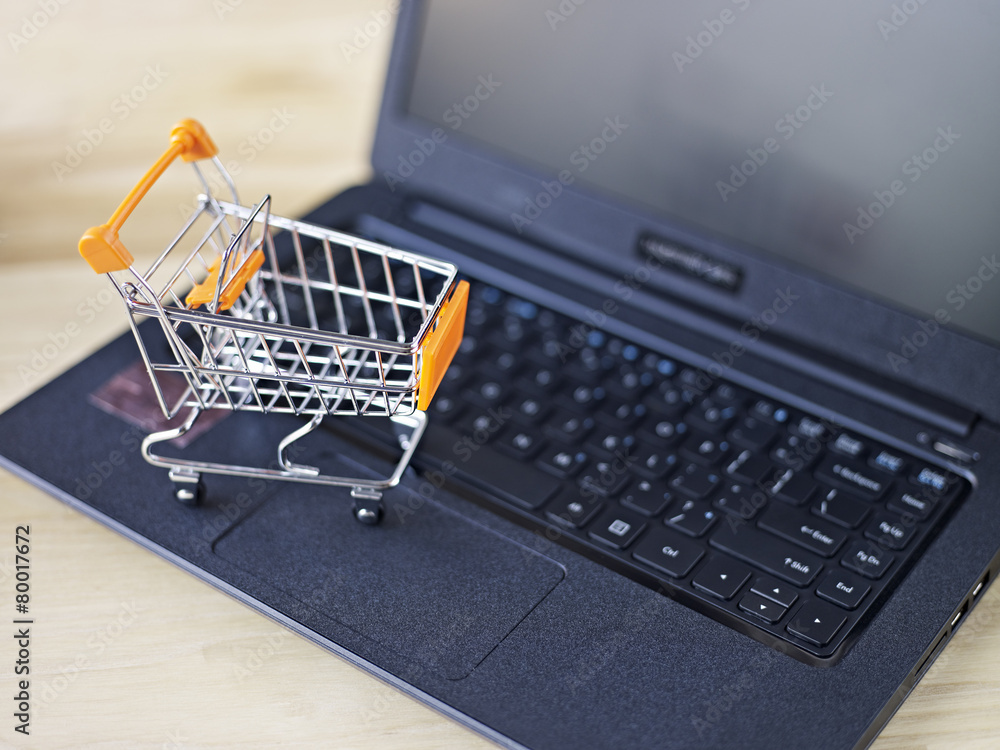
[186, 248, 266, 311]
[79, 119, 218, 274]
[417, 280, 469, 411]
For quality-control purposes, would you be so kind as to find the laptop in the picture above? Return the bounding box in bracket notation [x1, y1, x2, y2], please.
[3, 1, 1000, 747]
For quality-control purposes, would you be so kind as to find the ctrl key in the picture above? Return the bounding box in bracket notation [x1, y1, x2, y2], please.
[633, 528, 704, 579]
[786, 600, 847, 647]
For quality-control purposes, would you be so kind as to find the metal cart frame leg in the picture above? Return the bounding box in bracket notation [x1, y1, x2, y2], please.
[141, 408, 428, 524]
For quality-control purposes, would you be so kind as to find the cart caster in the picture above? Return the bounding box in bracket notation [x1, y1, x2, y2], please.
[351, 489, 383, 525]
[169, 470, 203, 507]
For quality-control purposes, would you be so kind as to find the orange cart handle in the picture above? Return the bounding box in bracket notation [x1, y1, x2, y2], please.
[417, 280, 469, 411]
[79, 119, 218, 274]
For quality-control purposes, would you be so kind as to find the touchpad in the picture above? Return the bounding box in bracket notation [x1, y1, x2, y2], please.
[214, 487, 565, 680]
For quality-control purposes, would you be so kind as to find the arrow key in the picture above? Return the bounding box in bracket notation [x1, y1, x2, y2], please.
[750, 575, 799, 609]
[739, 592, 787, 624]
[692, 556, 753, 600]
[786, 600, 848, 646]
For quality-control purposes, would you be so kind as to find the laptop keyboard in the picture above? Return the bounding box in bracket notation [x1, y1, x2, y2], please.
[404, 281, 967, 665]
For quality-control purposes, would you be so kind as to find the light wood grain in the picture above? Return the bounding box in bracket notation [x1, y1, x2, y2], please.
[1, 2, 999, 748]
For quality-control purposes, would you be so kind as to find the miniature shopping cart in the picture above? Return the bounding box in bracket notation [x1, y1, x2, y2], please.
[79, 119, 468, 523]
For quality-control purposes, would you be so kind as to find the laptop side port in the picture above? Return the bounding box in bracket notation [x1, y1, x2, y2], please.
[951, 600, 969, 629]
[972, 570, 990, 600]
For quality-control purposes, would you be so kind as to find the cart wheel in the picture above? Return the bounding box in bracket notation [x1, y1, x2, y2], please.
[170, 471, 203, 507]
[351, 495, 383, 525]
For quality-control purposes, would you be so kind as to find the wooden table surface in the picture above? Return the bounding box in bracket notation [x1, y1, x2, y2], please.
[2, 2, 999, 748]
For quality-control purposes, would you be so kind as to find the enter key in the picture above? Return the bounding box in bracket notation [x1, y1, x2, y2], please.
[758, 504, 848, 558]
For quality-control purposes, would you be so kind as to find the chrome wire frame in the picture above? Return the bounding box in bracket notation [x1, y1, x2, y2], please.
[100, 157, 459, 513]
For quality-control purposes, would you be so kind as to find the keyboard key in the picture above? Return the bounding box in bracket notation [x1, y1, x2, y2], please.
[727, 416, 778, 452]
[864, 513, 915, 550]
[633, 528, 703, 578]
[750, 398, 790, 424]
[639, 415, 687, 445]
[886, 488, 937, 521]
[602, 367, 651, 401]
[709, 521, 823, 586]
[588, 508, 646, 550]
[841, 542, 894, 579]
[669, 463, 720, 500]
[811, 487, 870, 529]
[911, 466, 961, 501]
[463, 380, 507, 408]
[428, 395, 464, 424]
[711, 482, 763, 520]
[630, 441, 677, 480]
[665, 499, 718, 537]
[643, 383, 688, 416]
[739, 592, 787, 624]
[792, 416, 831, 441]
[495, 429, 544, 461]
[542, 408, 594, 444]
[816, 570, 870, 610]
[535, 446, 586, 479]
[786, 600, 847, 646]
[710, 383, 749, 406]
[545, 491, 604, 529]
[480, 347, 520, 377]
[579, 461, 631, 499]
[725, 450, 775, 486]
[510, 395, 549, 424]
[595, 400, 646, 429]
[516, 367, 561, 395]
[680, 434, 729, 466]
[870, 449, 907, 475]
[814, 455, 889, 501]
[771, 434, 821, 470]
[758, 504, 847, 558]
[585, 429, 635, 460]
[686, 399, 737, 434]
[453, 410, 506, 444]
[620, 481, 672, 517]
[751, 576, 798, 608]
[831, 433, 866, 458]
[692, 556, 753, 600]
[770, 469, 817, 506]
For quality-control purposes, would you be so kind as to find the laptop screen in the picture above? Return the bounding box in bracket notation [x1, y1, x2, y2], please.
[406, 0, 1000, 346]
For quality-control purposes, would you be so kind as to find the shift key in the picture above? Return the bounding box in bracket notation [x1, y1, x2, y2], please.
[710, 520, 823, 586]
